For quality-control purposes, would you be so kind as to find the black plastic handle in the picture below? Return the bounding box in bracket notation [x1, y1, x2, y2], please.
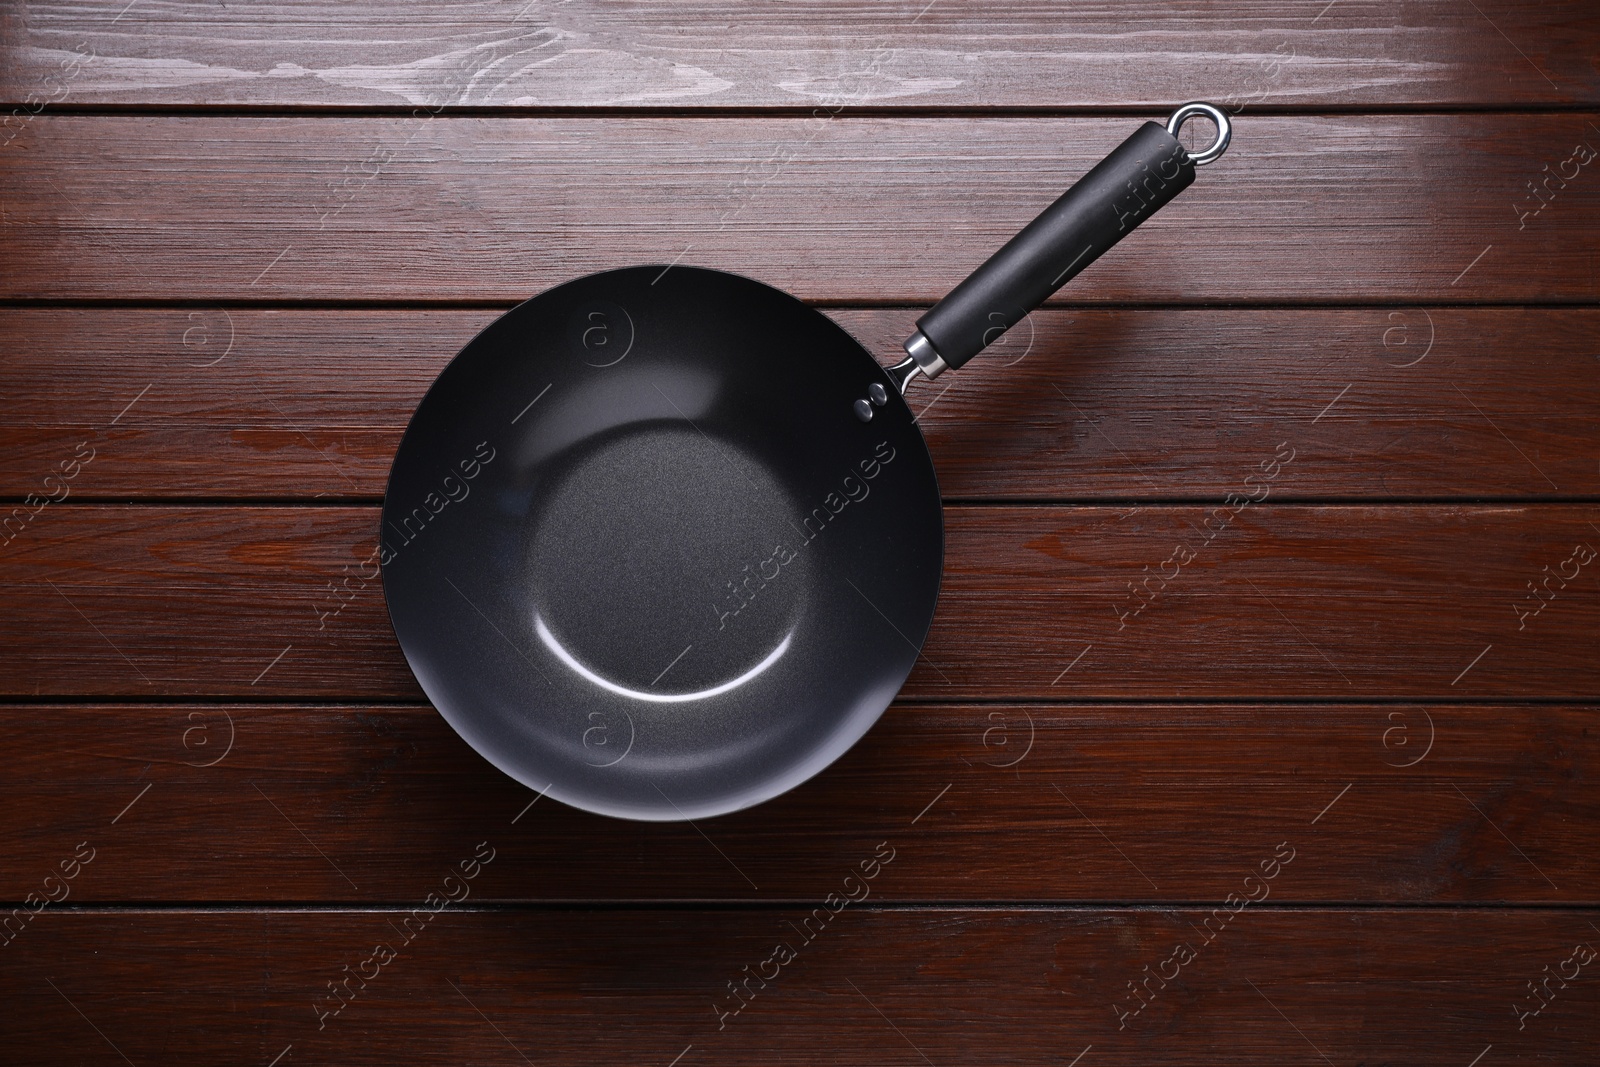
[912, 120, 1196, 372]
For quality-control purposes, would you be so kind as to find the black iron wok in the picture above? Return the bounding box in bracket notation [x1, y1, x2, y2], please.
[381, 103, 1231, 820]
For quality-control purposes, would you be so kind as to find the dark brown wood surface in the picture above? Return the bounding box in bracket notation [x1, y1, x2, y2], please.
[3, 1, 1597, 1063]
[3, 114, 1599, 303]
[4, 307, 1598, 501]
[1, 704, 1594, 903]
[4, 0, 1597, 108]
[3, 505, 1595, 699]
[5, 910, 1598, 1065]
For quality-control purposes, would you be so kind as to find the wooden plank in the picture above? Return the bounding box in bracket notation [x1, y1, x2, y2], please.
[3, 306, 1597, 501]
[4, 114, 1599, 302]
[3, 909, 1596, 1064]
[1, 703, 1593, 903]
[1, 505, 1595, 699]
[3, 1, 1595, 110]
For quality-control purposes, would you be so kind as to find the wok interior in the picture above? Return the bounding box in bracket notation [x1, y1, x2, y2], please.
[382, 267, 943, 820]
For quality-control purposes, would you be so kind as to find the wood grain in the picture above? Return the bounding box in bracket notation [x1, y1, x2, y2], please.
[1, 505, 1594, 699]
[3, 2, 1598, 1061]
[3, 306, 1597, 501]
[0, 703, 1592, 903]
[4, 909, 1597, 1065]
[5, 114, 1598, 302]
[4, 1, 1595, 110]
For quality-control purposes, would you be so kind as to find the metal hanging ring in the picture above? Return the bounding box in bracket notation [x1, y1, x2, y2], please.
[1166, 102, 1232, 166]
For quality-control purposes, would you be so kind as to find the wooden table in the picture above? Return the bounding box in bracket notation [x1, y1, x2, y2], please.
[3, 3, 1598, 1063]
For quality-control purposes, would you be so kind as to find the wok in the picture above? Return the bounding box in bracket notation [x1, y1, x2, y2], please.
[382, 103, 1232, 820]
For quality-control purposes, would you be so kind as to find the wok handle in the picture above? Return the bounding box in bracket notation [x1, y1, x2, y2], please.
[901, 103, 1229, 379]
